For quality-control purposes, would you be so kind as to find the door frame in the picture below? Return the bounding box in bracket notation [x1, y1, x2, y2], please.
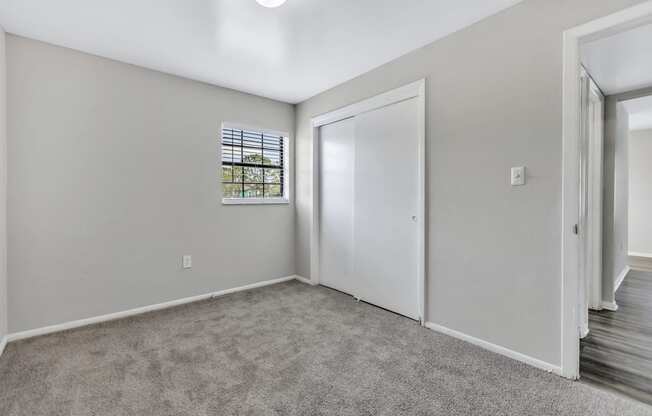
[309, 79, 427, 324]
[561, 1, 652, 379]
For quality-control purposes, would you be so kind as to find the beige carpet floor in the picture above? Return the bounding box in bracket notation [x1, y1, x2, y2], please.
[1, 280, 650, 415]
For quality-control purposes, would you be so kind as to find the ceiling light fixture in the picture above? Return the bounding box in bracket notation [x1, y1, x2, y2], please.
[256, 0, 287, 8]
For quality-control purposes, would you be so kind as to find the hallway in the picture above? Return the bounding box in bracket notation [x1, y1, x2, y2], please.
[581, 269, 652, 405]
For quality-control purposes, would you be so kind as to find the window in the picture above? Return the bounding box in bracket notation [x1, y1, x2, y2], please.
[221, 124, 288, 204]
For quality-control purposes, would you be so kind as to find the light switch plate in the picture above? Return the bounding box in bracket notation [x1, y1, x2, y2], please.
[511, 167, 526, 186]
[182, 255, 192, 269]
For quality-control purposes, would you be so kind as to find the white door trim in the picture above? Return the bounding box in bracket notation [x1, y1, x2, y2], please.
[310, 79, 427, 323]
[561, 0, 652, 380]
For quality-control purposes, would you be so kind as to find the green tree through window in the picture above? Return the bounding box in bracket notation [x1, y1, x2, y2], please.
[221, 127, 285, 199]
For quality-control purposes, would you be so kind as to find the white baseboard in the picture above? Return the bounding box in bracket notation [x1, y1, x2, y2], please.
[600, 301, 619, 311]
[7, 275, 297, 343]
[294, 275, 317, 286]
[628, 251, 652, 259]
[629, 253, 652, 272]
[0, 335, 7, 357]
[425, 322, 562, 376]
[614, 266, 630, 292]
[580, 326, 590, 339]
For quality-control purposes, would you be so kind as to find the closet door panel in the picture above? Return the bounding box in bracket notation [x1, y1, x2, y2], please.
[353, 98, 419, 319]
[319, 118, 356, 295]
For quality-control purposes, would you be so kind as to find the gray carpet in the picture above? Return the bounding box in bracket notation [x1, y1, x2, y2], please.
[0, 281, 650, 416]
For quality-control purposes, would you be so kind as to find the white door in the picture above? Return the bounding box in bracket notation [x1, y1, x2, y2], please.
[319, 98, 420, 320]
[578, 71, 590, 338]
[319, 117, 356, 296]
[578, 70, 604, 338]
[586, 84, 604, 311]
[353, 99, 419, 319]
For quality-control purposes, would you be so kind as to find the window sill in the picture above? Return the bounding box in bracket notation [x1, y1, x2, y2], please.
[222, 198, 290, 206]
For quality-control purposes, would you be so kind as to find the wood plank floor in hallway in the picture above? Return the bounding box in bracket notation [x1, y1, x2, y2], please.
[580, 268, 652, 405]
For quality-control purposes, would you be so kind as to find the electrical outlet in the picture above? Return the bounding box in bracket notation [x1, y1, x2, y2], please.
[182, 255, 192, 269]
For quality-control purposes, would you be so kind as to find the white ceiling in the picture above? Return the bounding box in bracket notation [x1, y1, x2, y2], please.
[0, 0, 522, 103]
[581, 23, 652, 96]
[623, 95, 652, 131]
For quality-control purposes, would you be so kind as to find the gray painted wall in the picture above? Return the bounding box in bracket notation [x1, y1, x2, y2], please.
[7, 35, 295, 333]
[629, 128, 652, 256]
[295, 0, 646, 367]
[0, 27, 7, 342]
[602, 99, 629, 302]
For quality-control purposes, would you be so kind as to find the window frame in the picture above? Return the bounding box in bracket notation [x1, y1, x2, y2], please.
[221, 122, 290, 205]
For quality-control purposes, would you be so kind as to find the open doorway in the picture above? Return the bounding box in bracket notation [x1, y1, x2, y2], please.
[578, 89, 652, 403]
[563, 6, 652, 403]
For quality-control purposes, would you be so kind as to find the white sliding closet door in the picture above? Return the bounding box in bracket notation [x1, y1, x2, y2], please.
[353, 99, 419, 320]
[319, 118, 356, 296]
[319, 98, 420, 320]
